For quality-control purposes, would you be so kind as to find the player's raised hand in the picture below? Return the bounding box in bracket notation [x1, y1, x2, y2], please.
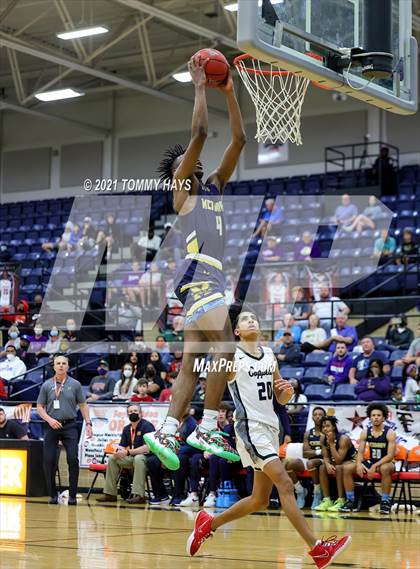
[188, 56, 208, 87]
[215, 68, 234, 94]
[274, 378, 294, 404]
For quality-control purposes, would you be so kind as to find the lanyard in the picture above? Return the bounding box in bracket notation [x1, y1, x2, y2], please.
[130, 427, 137, 448]
[53, 377, 66, 400]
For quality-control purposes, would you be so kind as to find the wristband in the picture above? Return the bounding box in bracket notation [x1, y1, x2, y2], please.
[86, 422, 92, 426]
[315, 448, 322, 456]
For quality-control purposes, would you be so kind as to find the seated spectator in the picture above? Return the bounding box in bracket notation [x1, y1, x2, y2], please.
[43, 327, 62, 354]
[3, 300, 29, 326]
[300, 314, 327, 351]
[78, 216, 99, 251]
[131, 379, 154, 403]
[113, 363, 137, 401]
[315, 416, 357, 512]
[42, 221, 80, 253]
[328, 314, 358, 353]
[335, 193, 358, 232]
[163, 316, 185, 343]
[193, 376, 206, 402]
[0, 242, 11, 262]
[373, 229, 396, 261]
[137, 262, 163, 308]
[286, 379, 308, 416]
[403, 364, 419, 402]
[132, 227, 162, 262]
[97, 214, 122, 257]
[63, 318, 80, 343]
[122, 261, 143, 305]
[396, 229, 418, 265]
[289, 286, 311, 329]
[153, 336, 171, 367]
[168, 345, 183, 375]
[252, 198, 283, 238]
[313, 287, 349, 334]
[275, 331, 302, 364]
[128, 334, 147, 354]
[341, 403, 396, 514]
[0, 345, 27, 384]
[294, 231, 321, 262]
[96, 404, 154, 504]
[349, 337, 390, 384]
[394, 323, 420, 367]
[324, 342, 352, 385]
[2, 325, 22, 353]
[126, 352, 141, 377]
[344, 195, 384, 233]
[354, 359, 392, 401]
[159, 372, 177, 402]
[144, 364, 164, 399]
[160, 222, 182, 262]
[273, 314, 302, 347]
[261, 236, 282, 262]
[18, 336, 38, 370]
[391, 386, 405, 404]
[147, 351, 168, 381]
[385, 316, 414, 350]
[0, 407, 28, 439]
[27, 324, 48, 356]
[267, 273, 289, 319]
[86, 360, 116, 402]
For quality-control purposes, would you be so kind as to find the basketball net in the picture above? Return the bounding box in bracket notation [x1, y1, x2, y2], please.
[234, 54, 310, 146]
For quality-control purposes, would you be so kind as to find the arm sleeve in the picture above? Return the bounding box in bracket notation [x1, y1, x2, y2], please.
[75, 381, 86, 404]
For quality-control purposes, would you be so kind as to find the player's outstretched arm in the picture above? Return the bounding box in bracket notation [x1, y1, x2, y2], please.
[207, 70, 246, 192]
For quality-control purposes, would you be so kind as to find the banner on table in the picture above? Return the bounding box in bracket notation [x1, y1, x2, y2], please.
[78, 403, 169, 468]
[305, 404, 420, 449]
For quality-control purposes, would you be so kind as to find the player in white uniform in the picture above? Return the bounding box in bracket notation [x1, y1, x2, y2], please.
[187, 311, 351, 569]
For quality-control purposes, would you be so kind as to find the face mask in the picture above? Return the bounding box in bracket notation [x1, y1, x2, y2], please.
[98, 368, 108, 376]
[146, 369, 155, 378]
[34, 328, 43, 336]
[9, 332, 18, 339]
[67, 324, 76, 332]
[135, 341, 144, 348]
[6, 353, 15, 361]
[50, 330, 58, 337]
[397, 327, 405, 333]
[129, 413, 139, 422]
[123, 369, 132, 378]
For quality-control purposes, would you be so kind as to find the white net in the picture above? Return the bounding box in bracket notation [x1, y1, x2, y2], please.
[235, 57, 310, 146]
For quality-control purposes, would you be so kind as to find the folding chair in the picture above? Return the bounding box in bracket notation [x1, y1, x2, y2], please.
[393, 445, 420, 512]
[86, 440, 119, 500]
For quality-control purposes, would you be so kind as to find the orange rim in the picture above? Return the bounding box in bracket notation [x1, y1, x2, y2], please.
[234, 52, 337, 90]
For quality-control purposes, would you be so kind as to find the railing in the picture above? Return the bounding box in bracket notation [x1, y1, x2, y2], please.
[325, 140, 399, 176]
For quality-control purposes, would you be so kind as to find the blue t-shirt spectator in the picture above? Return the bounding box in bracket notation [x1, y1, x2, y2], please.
[329, 322, 359, 353]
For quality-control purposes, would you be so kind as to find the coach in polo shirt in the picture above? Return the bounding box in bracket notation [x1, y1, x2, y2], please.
[37, 354, 93, 505]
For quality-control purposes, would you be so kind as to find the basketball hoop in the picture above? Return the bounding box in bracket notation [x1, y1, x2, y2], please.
[234, 53, 310, 146]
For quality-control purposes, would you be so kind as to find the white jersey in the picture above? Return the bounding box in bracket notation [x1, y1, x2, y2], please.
[228, 345, 279, 430]
[0, 279, 12, 307]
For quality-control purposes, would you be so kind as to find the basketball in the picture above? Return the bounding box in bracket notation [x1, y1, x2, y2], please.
[193, 48, 229, 86]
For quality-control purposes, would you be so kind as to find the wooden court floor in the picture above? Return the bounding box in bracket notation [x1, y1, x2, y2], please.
[1, 497, 419, 569]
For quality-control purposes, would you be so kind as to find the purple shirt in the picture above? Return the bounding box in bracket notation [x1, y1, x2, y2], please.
[355, 376, 391, 401]
[328, 325, 359, 352]
[294, 240, 321, 261]
[324, 354, 353, 385]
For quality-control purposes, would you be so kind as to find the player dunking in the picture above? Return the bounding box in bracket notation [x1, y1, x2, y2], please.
[187, 311, 352, 569]
[144, 55, 246, 469]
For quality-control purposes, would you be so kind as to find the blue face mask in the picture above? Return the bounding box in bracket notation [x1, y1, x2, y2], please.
[50, 330, 58, 337]
[97, 368, 108, 376]
[9, 332, 18, 339]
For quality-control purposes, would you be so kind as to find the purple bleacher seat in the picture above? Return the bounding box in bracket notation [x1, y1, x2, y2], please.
[304, 384, 333, 400]
[303, 367, 326, 382]
[333, 384, 356, 401]
[305, 352, 332, 366]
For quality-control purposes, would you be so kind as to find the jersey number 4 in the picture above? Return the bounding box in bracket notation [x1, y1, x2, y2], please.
[215, 215, 223, 236]
[257, 381, 273, 401]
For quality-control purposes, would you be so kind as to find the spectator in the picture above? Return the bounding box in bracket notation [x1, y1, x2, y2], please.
[4, 299, 29, 326]
[128, 334, 147, 354]
[193, 376, 206, 402]
[160, 222, 182, 262]
[266, 273, 289, 319]
[131, 379, 154, 403]
[404, 364, 419, 401]
[86, 360, 116, 402]
[372, 147, 396, 195]
[163, 316, 185, 343]
[275, 331, 302, 364]
[96, 403, 154, 504]
[27, 324, 47, 356]
[126, 352, 141, 377]
[324, 342, 352, 385]
[300, 314, 327, 351]
[396, 229, 418, 266]
[313, 287, 349, 334]
[63, 318, 80, 343]
[0, 407, 28, 439]
[168, 345, 183, 375]
[315, 415, 357, 512]
[294, 231, 321, 262]
[289, 287, 311, 329]
[253, 198, 283, 238]
[2, 325, 21, 352]
[373, 228, 396, 261]
[328, 313, 358, 353]
[42, 221, 79, 253]
[44, 327, 62, 354]
[159, 372, 177, 402]
[147, 351, 168, 381]
[354, 359, 392, 401]
[144, 363, 165, 399]
[0, 243, 11, 262]
[132, 227, 161, 262]
[395, 323, 420, 367]
[137, 261, 163, 308]
[122, 261, 143, 305]
[0, 345, 27, 384]
[391, 386, 404, 404]
[273, 313, 302, 346]
[97, 214, 122, 257]
[18, 336, 37, 370]
[261, 236, 282, 262]
[335, 194, 358, 232]
[153, 336, 171, 367]
[344, 195, 384, 233]
[286, 379, 308, 416]
[78, 216, 98, 251]
[113, 363, 137, 401]
[349, 337, 390, 384]
[385, 316, 414, 350]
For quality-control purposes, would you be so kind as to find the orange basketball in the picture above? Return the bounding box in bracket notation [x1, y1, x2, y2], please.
[193, 48, 229, 87]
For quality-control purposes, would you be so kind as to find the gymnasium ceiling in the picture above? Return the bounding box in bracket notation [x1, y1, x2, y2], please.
[0, 0, 419, 124]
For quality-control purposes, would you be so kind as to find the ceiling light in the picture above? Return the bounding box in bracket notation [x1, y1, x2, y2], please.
[57, 26, 109, 40]
[225, 0, 283, 12]
[172, 71, 192, 83]
[35, 88, 84, 102]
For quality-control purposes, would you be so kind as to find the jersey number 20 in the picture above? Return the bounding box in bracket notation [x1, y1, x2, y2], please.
[257, 381, 273, 401]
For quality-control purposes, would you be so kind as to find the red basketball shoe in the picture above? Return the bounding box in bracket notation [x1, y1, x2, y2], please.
[186, 510, 214, 556]
[308, 535, 352, 569]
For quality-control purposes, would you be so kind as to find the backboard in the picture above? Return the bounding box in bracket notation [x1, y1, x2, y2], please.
[237, 0, 418, 114]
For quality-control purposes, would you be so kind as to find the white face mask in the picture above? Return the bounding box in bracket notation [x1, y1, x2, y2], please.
[67, 324, 76, 332]
[123, 369, 132, 378]
[34, 328, 43, 336]
[6, 353, 15, 361]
